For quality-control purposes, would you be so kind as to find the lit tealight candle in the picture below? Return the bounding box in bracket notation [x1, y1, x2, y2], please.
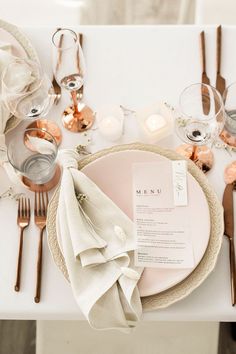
[98, 116, 123, 141]
[137, 102, 173, 143]
[96, 105, 124, 142]
[145, 114, 167, 133]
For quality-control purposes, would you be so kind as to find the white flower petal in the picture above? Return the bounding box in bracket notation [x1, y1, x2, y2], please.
[114, 225, 127, 243]
[27, 135, 56, 155]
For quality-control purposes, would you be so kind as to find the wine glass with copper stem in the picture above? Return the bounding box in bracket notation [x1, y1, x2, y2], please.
[1, 57, 62, 145]
[175, 83, 225, 173]
[52, 28, 94, 132]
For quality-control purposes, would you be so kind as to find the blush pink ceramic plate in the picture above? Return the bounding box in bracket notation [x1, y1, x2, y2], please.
[81, 150, 210, 297]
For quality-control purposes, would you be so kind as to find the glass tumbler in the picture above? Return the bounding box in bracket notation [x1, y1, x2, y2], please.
[7, 128, 58, 185]
[223, 82, 236, 133]
[219, 82, 236, 147]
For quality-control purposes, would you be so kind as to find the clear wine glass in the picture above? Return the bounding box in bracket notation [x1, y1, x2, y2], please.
[2, 58, 46, 118]
[1, 58, 62, 145]
[52, 28, 94, 132]
[175, 83, 225, 172]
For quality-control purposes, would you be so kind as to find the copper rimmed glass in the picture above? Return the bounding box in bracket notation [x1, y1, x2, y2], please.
[7, 128, 58, 185]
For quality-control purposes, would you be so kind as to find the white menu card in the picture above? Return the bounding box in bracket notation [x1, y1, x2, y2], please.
[133, 161, 194, 269]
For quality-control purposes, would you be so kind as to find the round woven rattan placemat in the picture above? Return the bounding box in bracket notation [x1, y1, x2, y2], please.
[47, 143, 224, 311]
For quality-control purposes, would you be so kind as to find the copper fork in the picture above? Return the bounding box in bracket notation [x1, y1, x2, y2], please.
[15, 197, 31, 292]
[34, 192, 49, 303]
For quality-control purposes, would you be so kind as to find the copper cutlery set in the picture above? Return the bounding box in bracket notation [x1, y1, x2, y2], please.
[202, 27, 236, 306]
[15, 192, 48, 303]
[200, 25, 225, 96]
[223, 184, 236, 306]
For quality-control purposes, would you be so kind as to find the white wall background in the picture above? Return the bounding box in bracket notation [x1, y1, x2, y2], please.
[0, 0, 184, 26]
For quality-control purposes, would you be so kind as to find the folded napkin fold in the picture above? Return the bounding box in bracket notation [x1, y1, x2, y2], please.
[55, 150, 144, 332]
[0, 43, 14, 136]
[0, 41, 35, 184]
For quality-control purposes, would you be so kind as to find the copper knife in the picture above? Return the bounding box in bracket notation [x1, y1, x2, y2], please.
[223, 183, 236, 306]
[77, 33, 83, 99]
[200, 31, 210, 114]
[200, 31, 210, 86]
[216, 25, 226, 96]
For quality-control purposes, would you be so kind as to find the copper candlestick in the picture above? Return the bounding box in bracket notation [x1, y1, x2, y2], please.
[62, 91, 94, 132]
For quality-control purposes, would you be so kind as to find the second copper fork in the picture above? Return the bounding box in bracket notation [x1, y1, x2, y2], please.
[34, 192, 49, 303]
[15, 197, 31, 292]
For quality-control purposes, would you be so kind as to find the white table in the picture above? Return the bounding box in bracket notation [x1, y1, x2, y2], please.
[1, 25, 236, 321]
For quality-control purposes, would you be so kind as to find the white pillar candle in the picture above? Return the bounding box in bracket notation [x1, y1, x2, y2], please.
[96, 105, 124, 142]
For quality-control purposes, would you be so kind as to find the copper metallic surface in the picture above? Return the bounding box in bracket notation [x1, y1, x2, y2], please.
[52, 75, 61, 105]
[61, 33, 94, 132]
[62, 102, 94, 132]
[223, 183, 236, 306]
[76, 34, 84, 101]
[15, 197, 31, 292]
[200, 32, 210, 115]
[176, 144, 213, 173]
[220, 129, 236, 148]
[224, 161, 236, 184]
[200, 31, 210, 86]
[34, 191, 49, 303]
[22, 164, 61, 192]
[26, 119, 62, 146]
[215, 25, 226, 96]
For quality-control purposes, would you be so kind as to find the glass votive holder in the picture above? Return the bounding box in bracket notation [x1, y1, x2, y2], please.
[96, 105, 124, 142]
[7, 128, 58, 185]
[224, 82, 236, 134]
[136, 102, 174, 144]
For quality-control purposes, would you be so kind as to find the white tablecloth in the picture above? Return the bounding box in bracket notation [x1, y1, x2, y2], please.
[0, 25, 235, 321]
